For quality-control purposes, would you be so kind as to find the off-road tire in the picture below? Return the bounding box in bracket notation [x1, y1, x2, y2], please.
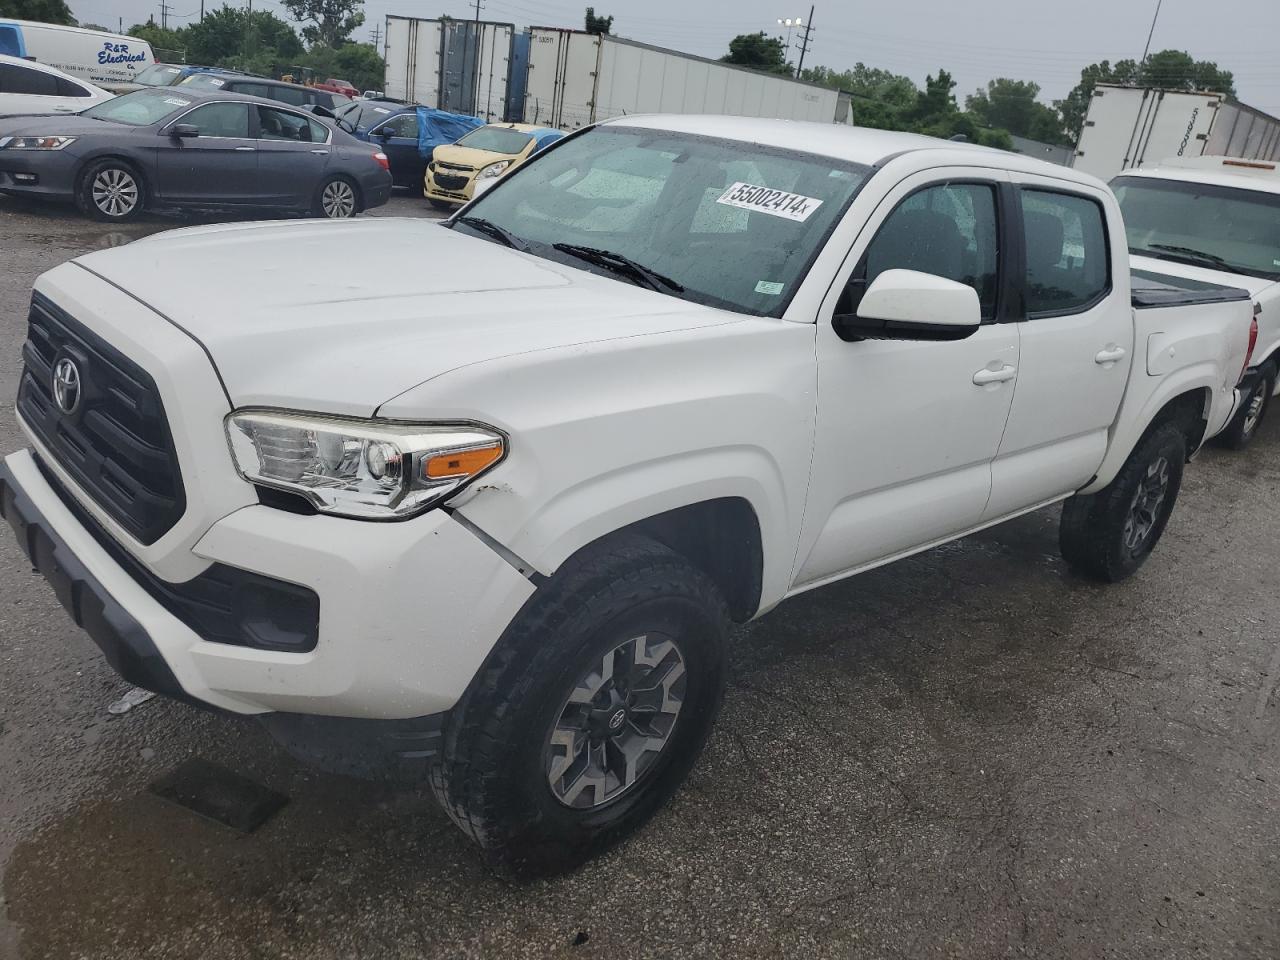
[1217, 366, 1274, 450]
[429, 534, 728, 873]
[1059, 421, 1186, 582]
[76, 159, 146, 222]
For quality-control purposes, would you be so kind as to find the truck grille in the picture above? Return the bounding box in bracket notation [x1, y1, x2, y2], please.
[433, 173, 470, 191]
[16, 293, 185, 545]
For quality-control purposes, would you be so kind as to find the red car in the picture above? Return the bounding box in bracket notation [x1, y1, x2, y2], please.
[314, 78, 358, 100]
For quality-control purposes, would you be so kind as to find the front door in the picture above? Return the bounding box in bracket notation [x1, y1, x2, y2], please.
[793, 170, 1019, 589]
[984, 178, 1132, 518]
[252, 104, 332, 206]
[156, 101, 257, 203]
[374, 112, 424, 188]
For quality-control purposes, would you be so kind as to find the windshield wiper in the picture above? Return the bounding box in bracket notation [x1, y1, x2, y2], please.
[1142, 243, 1234, 271]
[453, 216, 528, 252]
[551, 243, 684, 292]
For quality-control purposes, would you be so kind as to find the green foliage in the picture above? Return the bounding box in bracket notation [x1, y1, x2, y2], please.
[584, 7, 613, 35]
[281, 0, 364, 49]
[0, 0, 73, 24]
[1057, 50, 1236, 141]
[128, 21, 187, 59]
[299, 42, 384, 92]
[721, 32, 791, 76]
[967, 78, 1071, 146]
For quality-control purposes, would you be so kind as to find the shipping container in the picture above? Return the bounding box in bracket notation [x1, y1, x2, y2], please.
[1073, 84, 1280, 181]
[523, 28, 849, 129]
[383, 15, 512, 122]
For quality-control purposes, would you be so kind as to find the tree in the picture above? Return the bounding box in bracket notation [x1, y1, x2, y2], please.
[281, 0, 364, 49]
[801, 63, 917, 130]
[180, 7, 302, 65]
[128, 21, 187, 59]
[300, 42, 383, 92]
[721, 32, 790, 76]
[584, 7, 613, 35]
[0, 0, 73, 23]
[912, 68, 958, 124]
[966, 78, 1070, 146]
[1057, 51, 1235, 142]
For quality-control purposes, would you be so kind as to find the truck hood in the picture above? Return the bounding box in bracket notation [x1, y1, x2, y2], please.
[1130, 254, 1278, 299]
[72, 217, 736, 416]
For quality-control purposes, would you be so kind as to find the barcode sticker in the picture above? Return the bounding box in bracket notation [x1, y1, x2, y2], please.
[715, 182, 823, 222]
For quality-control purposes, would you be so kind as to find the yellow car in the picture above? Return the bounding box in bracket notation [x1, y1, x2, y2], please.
[424, 122, 564, 208]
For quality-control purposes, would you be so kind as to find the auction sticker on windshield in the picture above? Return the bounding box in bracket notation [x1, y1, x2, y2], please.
[716, 182, 823, 222]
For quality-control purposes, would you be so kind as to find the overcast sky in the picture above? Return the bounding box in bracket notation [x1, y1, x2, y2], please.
[69, 0, 1280, 116]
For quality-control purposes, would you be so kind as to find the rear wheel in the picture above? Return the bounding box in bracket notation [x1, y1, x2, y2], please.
[1217, 366, 1274, 450]
[77, 159, 144, 222]
[1059, 421, 1186, 582]
[314, 177, 359, 218]
[430, 535, 728, 873]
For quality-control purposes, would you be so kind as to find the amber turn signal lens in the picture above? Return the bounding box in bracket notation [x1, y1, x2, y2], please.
[424, 443, 503, 479]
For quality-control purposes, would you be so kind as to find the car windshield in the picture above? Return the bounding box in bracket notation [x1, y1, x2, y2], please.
[179, 73, 226, 90]
[81, 89, 194, 126]
[1114, 175, 1280, 281]
[456, 126, 535, 154]
[460, 125, 871, 317]
[133, 64, 183, 87]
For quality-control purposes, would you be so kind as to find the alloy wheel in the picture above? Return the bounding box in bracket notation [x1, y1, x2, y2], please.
[321, 180, 356, 218]
[1242, 380, 1267, 437]
[1122, 455, 1170, 553]
[92, 168, 139, 218]
[545, 633, 686, 809]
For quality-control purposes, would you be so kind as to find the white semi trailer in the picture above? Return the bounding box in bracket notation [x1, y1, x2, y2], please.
[523, 28, 852, 129]
[1073, 83, 1280, 181]
[384, 15, 513, 122]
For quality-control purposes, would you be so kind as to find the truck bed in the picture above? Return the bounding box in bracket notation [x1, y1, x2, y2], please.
[1131, 269, 1253, 309]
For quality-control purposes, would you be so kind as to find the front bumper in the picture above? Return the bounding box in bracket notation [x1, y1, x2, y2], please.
[0, 148, 79, 200]
[1, 447, 536, 718]
[423, 164, 476, 203]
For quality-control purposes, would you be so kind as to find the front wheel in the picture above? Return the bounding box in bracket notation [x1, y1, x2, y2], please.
[1217, 367, 1274, 450]
[1059, 421, 1186, 582]
[430, 535, 728, 873]
[427, 198, 454, 212]
[314, 177, 359, 218]
[77, 159, 145, 222]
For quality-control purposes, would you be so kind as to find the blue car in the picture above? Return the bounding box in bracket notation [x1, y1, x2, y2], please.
[333, 100, 425, 188]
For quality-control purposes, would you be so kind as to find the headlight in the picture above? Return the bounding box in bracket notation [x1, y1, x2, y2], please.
[1, 136, 76, 150]
[225, 411, 505, 520]
[475, 160, 511, 181]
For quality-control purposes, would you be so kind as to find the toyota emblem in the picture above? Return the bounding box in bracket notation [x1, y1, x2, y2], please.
[52, 358, 81, 415]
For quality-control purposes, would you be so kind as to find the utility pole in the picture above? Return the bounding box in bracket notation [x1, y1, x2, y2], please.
[794, 4, 814, 79]
[458, 0, 483, 113]
[370, 23, 382, 50]
[158, 1, 172, 30]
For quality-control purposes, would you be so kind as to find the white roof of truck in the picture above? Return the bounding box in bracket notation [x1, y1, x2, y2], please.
[606, 114, 1105, 189]
[1118, 156, 1280, 196]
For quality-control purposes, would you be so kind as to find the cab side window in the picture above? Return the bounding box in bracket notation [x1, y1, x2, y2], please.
[863, 182, 1000, 319]
[179, 102, 249, 138]
[1021, 190, 1110, 316]
[0, 63, 60, 96]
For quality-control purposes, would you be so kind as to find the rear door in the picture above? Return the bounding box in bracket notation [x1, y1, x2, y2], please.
[252, 104, 331, 206]
[984, 177, 1132, 518]
[155, 101, 258, 203]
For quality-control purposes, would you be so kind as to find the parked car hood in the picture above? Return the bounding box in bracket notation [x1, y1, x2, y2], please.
[433, 144, 522, 168]
[72, 217, 739, 417]
[3, 113, 132, 136]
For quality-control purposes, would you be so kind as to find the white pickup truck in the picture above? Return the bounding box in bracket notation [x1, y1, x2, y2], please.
[1112, 155, 1280, 447]
[0, 116, 1256, 869]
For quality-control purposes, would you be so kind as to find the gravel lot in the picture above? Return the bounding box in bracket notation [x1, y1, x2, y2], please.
[0, 191, 1277, 960]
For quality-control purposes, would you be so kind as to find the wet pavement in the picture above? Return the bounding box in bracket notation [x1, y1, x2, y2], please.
[1, 193, 1278, 959]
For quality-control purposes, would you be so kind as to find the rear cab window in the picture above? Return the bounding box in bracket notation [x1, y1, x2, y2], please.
[1020, 190, 1110, 316]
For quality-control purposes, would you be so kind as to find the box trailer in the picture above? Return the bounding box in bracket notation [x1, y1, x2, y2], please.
[523, 28, 849, 130]
[1073, 84, 1280, 181]
[384, 15, 513, 122]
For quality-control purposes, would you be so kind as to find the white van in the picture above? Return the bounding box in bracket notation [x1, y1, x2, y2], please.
[0, 19, 155, 91]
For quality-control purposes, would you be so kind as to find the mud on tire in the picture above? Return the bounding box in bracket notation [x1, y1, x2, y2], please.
[429, 534, 728, 873]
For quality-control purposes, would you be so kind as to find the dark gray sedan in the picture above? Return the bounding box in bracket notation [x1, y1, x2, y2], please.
[0, 87, 393, 221]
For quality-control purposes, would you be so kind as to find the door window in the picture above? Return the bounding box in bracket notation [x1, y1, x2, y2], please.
[179, 102, 250, 138]
[863, 182, 1000, 319]
[256, 105, 322, 142]
[380, 112, 419, 138]
[0, 63, 60, 96]
[55, 76, 92, 97]
[1021, 190, 1109, 316]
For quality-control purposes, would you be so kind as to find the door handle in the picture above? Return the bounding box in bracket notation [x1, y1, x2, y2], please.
[1095, 345, 1127, 365]
[973, 363, 1017, 386]
[310, 149, 329, 155]
[234, 146, 256, 152]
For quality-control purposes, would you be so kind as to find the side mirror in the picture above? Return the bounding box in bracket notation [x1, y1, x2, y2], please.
[833, 269, 981, 342]
[372, 127, 392, 139]
[168, 123, 199, 139]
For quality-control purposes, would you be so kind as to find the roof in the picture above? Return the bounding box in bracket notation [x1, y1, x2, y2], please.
[1116, 157, 1280, 196]
[0, 18, 146, 44]
[604, 115, 1107, 187]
